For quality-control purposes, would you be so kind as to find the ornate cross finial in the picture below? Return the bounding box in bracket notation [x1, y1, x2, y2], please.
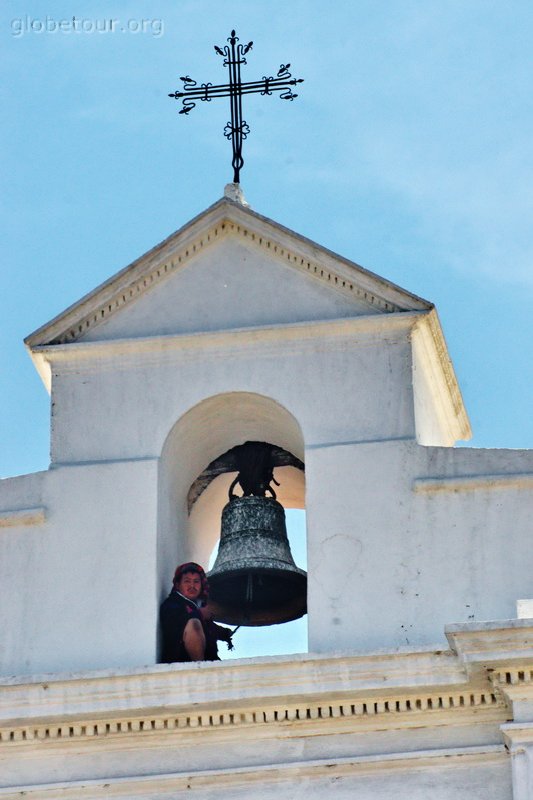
[169, 30, 303, 184]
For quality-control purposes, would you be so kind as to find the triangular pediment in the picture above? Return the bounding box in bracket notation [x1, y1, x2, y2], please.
[25, 197, 431, 349]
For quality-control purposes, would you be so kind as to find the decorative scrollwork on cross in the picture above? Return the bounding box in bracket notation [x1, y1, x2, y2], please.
[169, 30, 303, 183]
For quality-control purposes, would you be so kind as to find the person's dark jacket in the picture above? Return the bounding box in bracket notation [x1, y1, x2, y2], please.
[159, 591, 232, 663]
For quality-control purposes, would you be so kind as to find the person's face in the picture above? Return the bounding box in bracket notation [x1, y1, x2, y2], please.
[177, 571, 202, 600]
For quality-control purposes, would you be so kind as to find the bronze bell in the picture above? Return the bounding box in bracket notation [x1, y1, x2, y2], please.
[207, 442, 307, 626]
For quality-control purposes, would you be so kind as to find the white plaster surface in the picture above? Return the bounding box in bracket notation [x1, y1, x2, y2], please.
[2, 202, 533, 798]
[1, 214, 532, 674]
[80, 238, 373, 341]
[306, 439, 533, 653]
[0, 460, 159, 675]
[0, 754, 512, 799]
[46, 321, 416, 465]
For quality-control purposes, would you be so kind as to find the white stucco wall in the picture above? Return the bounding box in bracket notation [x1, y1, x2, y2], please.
[0, 460, 159, 675]
[47, 319, 415, 465]
[2, 206, 533, 798]
[306, 438, 533, 653]
[0, 220, 530, 676]
[1, 307, 532, 673]
[79, 238, 373, 341]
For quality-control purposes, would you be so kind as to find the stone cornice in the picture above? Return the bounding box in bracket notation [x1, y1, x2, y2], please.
[490, 665, 533, 723]
[412, 309, 472, 443]
[0, 686, 506, 748]
[492, 665, 533, 691]
[29, 312, 422, 391]
[0, 646, 510, 749]
[30, 308, 469, 443]
[446, 619, 533, 669]
[25, 198, 431, 352]
[501, 721, 533, 748]
[0, 648, 467, 721]
[0, 746, 507, 798]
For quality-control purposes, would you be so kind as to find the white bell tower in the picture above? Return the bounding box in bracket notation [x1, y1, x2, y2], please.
[1, 192, 533, 798]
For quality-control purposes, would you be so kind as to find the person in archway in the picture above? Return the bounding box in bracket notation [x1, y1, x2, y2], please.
[160, 562, 234, 662]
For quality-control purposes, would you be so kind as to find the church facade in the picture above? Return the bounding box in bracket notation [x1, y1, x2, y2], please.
[1, 191, 532, 798]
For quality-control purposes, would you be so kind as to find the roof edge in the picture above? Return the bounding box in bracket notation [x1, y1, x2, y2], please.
[25, 196, 432, 350]
[412, 309, 472, 445]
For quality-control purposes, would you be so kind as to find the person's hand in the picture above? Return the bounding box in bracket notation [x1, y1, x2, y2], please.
[217, 625, 234, 648]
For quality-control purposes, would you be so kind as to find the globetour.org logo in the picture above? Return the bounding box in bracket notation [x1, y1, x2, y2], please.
[10, 16, 164, 38]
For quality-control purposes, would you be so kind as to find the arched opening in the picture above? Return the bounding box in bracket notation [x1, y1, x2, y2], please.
[157, 392, 307, 659]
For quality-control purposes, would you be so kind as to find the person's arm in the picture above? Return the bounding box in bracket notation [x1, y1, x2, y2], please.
[160, 596, 203, 661]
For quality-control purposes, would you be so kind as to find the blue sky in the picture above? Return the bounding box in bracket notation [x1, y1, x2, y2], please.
[1, 3, 532, 655]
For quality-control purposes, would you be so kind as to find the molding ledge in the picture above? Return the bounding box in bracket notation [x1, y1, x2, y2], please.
[0, 643, 513, 748]
[446, 619, 533, 669]
[4, 621, 533, 754]
[412, 310, 471, 444]
[0, 648, 469, 723]
[501, 722, 533, 747]
[0, 507, 46, 529]
[28, 312, 421, 391]
[413, 473, 533, 494]
[0, 746, 506, 799]
[0, 686, 505, 748]
[491, 667, 533, 723]
[25, 198, 431, 352]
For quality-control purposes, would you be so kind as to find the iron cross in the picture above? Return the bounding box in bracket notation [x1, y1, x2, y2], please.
[169, 30, 303, 184]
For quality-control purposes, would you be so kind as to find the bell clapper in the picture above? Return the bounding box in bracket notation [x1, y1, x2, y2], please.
[245, 573, 253, 604]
